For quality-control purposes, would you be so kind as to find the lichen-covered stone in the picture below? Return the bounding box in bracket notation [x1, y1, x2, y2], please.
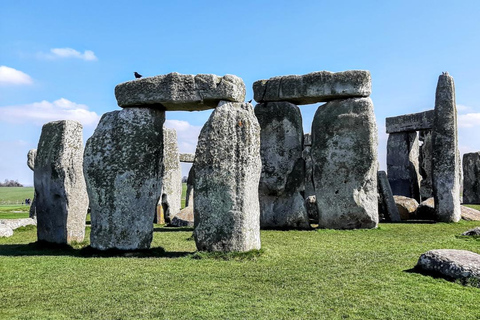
[311, 97, 378, 229]
[115, 73, 246, 110]
[253, 70, 371, 104]
[194, 101, 261, 252]
[84, 108, 165, 250]
[393, 195, 419, 220]
[462, 152, 480, 204]
[27, 149, 36, 171]
[255, 102, 309, 229]
[34, 120, 88, 244]
[419, 130, 433, 200]
[160, 128, 182, 222]
[377, 171, 401, 222]
[387, 132, 421, 201]
[170, 207, 194, 227]
[432, 73, 461, 222]
[385, 110, 434, 133]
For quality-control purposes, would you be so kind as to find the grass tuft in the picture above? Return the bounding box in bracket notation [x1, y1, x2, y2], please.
[190, 249, 264, 261]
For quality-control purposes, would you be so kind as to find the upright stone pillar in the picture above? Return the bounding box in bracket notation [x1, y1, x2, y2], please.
[34, 120, 88, 244]
[27, 149, 37, 219]
[255, 101, 309, 229]
[311, 97, 378, 229]
[84, 108, 165, 250]
[194, 101, 261, 252]
[419, 130, 433, 200]
[463, 152, 480, 204]
[387, 131, 421, 201]
[432, 72, 461, 222]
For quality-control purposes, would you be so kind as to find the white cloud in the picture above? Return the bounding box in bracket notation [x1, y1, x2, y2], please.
[0, 98, 100, 127]
[39, 48, 98, 61]
[0, 66, 33, 85]
[164, 119, 202, 154]
[458, 113, 480, 128]
[457, 104, 474, 112]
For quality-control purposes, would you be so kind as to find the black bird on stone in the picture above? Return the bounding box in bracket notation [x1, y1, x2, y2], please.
[134, 72, 142, 79]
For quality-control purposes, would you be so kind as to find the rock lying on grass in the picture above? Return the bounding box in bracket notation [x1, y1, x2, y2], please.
[393, 195, 418, 220]
[0, 224, 13, 237]
[170, 206, 194, 227]
[0, 218, 36, 230]
[415, 197, 480, 221]
[462, 227, 480, 236]
[416, 249, 480, 286]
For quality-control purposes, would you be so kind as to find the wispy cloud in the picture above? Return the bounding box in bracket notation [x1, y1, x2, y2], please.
[0, 98, 100, 127]
[38, 48, 98, 61]
[457, 104, 474, 112]
[164, 119, 202, 154]
[0, 66, 33, 86]
[458, 113, 480, 128]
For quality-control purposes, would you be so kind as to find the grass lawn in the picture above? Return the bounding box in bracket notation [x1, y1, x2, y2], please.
[0, 187, 34, 219]
[464, 204, 480, 211]
[1, 221, 479, 319]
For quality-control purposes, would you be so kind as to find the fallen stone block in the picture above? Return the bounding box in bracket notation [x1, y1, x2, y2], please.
[115, 72, 246, 111]
[170, 206, 194, 228]
[393, 195, 419, 220]
[253, 70, 371, 104]
[415, 197, 480, 221]
[0, 224, 13, 237]
[385, 110, 434, 133]
[0, 218, 36, 230]
[462, 227, 480, 236]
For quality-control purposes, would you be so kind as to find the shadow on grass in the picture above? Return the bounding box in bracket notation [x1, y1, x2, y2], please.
[404, 266, 480, 288]
[153, 227, 194, 232]
[0, 241, 191, 259]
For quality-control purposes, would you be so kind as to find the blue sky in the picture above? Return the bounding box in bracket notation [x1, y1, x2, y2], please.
[1, 1, 480, 185]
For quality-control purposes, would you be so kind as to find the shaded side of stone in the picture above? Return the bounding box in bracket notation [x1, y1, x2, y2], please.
[311, 97, 378, 229]
[160, 128, 182, 222]
[377, 171, 401, 222]
[255, 102, 309, 229]
[462, 152, 480, 204]
[385, 110, 434, 133]
[194, 101, 261, 252]
[432, 73, 461, 222]
[419, 130, 433, 200]
[253, 70, 371, 104]
[34, 120, 88, 244]
[387, 131, 421, 201]
[84, 108, 165, 250]
[185, 165, 195, 208]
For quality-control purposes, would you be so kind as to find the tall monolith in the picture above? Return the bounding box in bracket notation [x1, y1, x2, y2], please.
[463, 152, 480, 204]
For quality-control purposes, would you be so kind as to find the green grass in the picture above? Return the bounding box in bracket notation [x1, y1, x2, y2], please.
[1, 221, 480, 319]
[0, 187, 34, 203]
[181, 182, 187, 209]
[464, 204, 480, 211]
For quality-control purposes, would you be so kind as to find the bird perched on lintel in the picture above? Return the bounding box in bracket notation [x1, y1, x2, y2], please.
[134, 72, 142, 79]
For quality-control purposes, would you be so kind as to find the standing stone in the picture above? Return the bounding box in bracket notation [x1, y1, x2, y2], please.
[311, 97, 378, 229]
[387, 131, 421, 201]
[34, 120, 88, 244]
[158, 127, 182, 223]
[194, 101, 261, 252]
[84, 108, 165, 250]
[419, 130, 433, 200]
[303, 133, 315, 199]
[462, 152, 480, 204]
[432, 72, 461, 222]
[27, 149, 37, 219]
[255, 102, 309, 229]
[185, 165, 195, 208]
[377, 171, 401, 222]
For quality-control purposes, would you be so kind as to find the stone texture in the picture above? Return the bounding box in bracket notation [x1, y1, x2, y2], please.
[393, 195, 419, 220]
[0, 218, 36, 230]
[27, 149, 36, 171]
[419, 130, 433, 200]
[304, 133, 312, 146]
[34, 120, 88, 244]
[170, 207, 194, 227]
[115, 73, 246, 110]
[179, 153, 195, 163]
[194, 101, 261, 252]
[185, 166, 195, 208]
[159, 128, 182, 222]
[462, 152, 480, 204]
[462, 227, 480, 236]
[305, 195, 318, 223]
[415, 197, 480, 221]
[377, 171, 401, 222]
[253, 70, 371, 104]
[385, 110, 434, 134]
[311, 97, 378, 229]
[387, 131, 421, 201]
[255, 102, 309, 229]
[84, 108, 165, 250]
[303, 139, 315, 201]
[416, 249, 480, 284]
[461, 205, 480, 221]
[0, 224, 13, 237]
[432, 73, 461, 222]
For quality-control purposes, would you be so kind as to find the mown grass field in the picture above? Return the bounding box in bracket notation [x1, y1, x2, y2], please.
[0, 187, 33, 219]
[1, 221, 480, 319]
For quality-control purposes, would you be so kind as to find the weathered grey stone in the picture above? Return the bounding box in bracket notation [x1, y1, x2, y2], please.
[311, 97, 378, 229]
[377, 171, 401, 222]
[179, 153, 195, 163]
[461, 205, 480, 221]
[305, 195, 318, 223]
[304, 133, 312, 147]
[462, 152, 480, 204]
[253, 70, 371, 104]
[159, 128, 182, 222]
[385, 110, 434, 134]
[416, 249, 480, 284]
[255, 102, 309, 229]
[29, 196, 36, 219]
[115, 73, 246, 110]
[393, 195, 419, 220]
[419, 130, 433, 200]
[194, 101, 261, 252]
[387, 132, 421, 201]
[0, 224, 13, 237]
[185, 166, 195, 208]
[303, 145, 315, 201]
[170, 206, 194, 227]
[462, 227, 480, 236]
[432, 73, 461, 222]
[415, 197, 436, 220]
[27, 149, 36, 171]
[0, 218, 36, 230]
[84, 108, 165, 250]
[34, 120, 88, 244]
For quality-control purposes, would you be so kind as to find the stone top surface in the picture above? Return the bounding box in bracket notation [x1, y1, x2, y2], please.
[386, 110, 434, 133]
[417, 249, 480, 279]
[115, 72, 246, 111]
[253, 70, 371, 104]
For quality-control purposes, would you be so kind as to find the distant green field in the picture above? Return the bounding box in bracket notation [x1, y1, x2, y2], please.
[181, 183, 187, 209]
[0, 187, 34, 204]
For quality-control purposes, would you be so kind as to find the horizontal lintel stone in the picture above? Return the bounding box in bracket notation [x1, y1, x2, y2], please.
[386, 110, 434, 133]
[179, 153, 195, 163]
